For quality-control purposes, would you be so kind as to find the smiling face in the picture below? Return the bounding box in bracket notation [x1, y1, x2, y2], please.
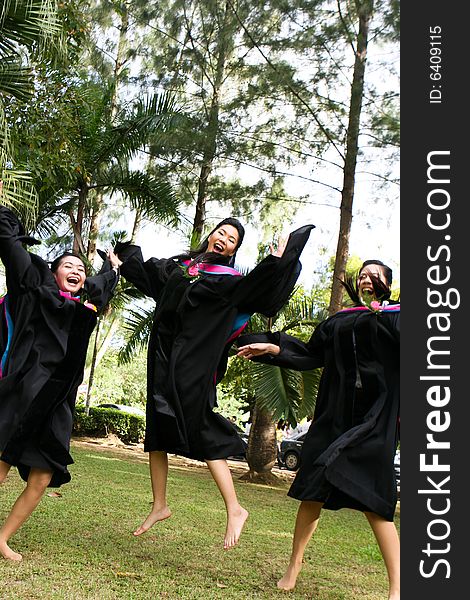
[357, 264, 389, 297]
[52, 255, 86, 294]
[206, 224, 240, 257]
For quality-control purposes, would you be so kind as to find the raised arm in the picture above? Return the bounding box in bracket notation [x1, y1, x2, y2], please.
[108, 243, 176, 301]
[83, 254, 119, 312]
[237, 326, 325, 372]
[229, 224, 315, 316]
[0, 206, 42, 293]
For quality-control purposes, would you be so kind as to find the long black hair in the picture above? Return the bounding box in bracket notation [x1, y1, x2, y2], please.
[340, 259, 393, 306]
[174, 218, 245, 268]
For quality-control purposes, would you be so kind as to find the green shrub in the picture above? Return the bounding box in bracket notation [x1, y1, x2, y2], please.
[73, 406, 145, 444]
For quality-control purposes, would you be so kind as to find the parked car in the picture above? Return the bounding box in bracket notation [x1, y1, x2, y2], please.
[96, 403, 145, 417]
[277, 430, 309, 471]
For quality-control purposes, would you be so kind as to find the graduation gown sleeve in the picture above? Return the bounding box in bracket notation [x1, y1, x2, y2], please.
[83, 269, 118, 311]
[228, 224, 315, 316]
[0, 206, 42, 293]
[117, 242, 178, 301]
[1, 207, 117, 310]
[237, 324, 326, 371]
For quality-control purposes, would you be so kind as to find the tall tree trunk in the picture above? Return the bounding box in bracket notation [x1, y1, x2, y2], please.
[89, 6, 127, 248]
[328, 0, 373, 315]
[71, 186, 87, 254]
[240, 403, 278, 484]
[87, 193, 104, 263]
[110, 3, 129, 120]
[131, 206, 142, 242]
[83, 314, 120, 385]
[191, 0, 233, 247]
[85, 7, 128, 261]
[83, 5, 129, 404]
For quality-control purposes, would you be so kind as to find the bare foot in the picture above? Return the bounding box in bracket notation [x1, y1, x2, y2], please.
[277, 560, 303, 591]
[389, 592, 400, 600]
[0, 541, 23, 562]
[133, 506, 171, 536]
[223, 507, 249, 549]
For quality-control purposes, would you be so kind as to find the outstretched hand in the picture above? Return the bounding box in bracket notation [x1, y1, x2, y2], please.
[107, 249, 123, 269]
[269, 235, 288, 258]
[236, 343, 280, 360]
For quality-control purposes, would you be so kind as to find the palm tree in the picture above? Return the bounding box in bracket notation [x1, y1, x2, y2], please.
[11, 75, 184, 408]
[0, 0, 63, 219]
[237, 293, 325, 483]
[12, 77, 182, 249]
[118, 303, 154, 366]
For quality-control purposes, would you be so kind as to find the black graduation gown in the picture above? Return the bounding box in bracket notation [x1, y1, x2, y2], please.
[240, 305, 400, 521]
[0, 207, 117, 487]
[118, 225, 314, 461]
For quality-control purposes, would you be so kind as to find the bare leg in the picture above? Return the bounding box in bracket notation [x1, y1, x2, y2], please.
[0, 460, 11, 483]
[205, 458, 248, 549]
[277, 500, 323, 591]
[133, 450, 171, 536]
[365, 512, 400, 600]
[0, 467, 52, 561]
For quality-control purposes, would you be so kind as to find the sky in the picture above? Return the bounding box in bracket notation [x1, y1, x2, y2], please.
[0, 20, 400, 295]
[130, 111, 400, 292]
[129, 37, 400, 290]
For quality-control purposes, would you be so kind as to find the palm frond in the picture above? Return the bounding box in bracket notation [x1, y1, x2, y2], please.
[0, 166, 38, 226]
[118, 306, 154, 365]
[252, 362, 321, 427]
[33, 201, 73, 238]
[93, 92, 180, 166]
[0, 54, 33, 100]
[298, 368, 321, 418]
[243, 312, 270, 334]
[95, 167, 180, 226]
[252, 364, 301, 418]
[0, 0, 62, 56]
[237, 289, 325, 427]
[106, 279, 146, 311]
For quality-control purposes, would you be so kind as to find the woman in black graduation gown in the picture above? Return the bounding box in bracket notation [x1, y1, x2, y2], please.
[108, 218, 314, 549]
[0, 206, 118, 561]
[237, 260, 400, 599]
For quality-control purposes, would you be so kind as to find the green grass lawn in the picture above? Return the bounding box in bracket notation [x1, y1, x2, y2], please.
[0, 440, 399, 599]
